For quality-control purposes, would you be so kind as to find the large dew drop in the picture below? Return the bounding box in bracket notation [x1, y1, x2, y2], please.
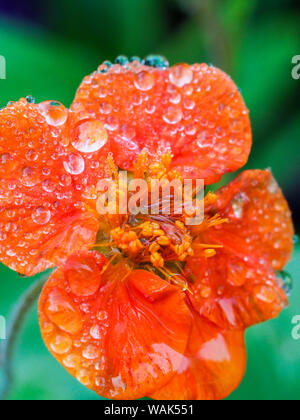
[134, 71, 155, 91]
[163, 105, 183, 125]
[72, 120, 108, 153]
[169, 64, 194, 87]
[276, 270, 293, 296]
[63, 153, 85, 175]
[45, 289, 82, 335]
[50, 334, 72, 355]
[38, 101, 68, 127]
[32, 207, 51, 225]
[65, 254, 102, 297]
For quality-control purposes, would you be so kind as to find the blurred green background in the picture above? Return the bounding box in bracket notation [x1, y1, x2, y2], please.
[0, 0, 299, 400]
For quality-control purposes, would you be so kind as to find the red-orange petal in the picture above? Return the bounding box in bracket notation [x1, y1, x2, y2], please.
[0, 99, 109, 276]
[151, 311, 246, 400]
[187, 170, 294, 329]
[39, 252, 192, 399]
[71, 61, 252, 184]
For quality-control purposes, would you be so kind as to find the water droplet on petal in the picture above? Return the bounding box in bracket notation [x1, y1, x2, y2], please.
[97, 310, 108, 322]
[254, 285, 277, 304]
[65, 254, 102, 297]
[42, 179, 56, 193]
[63, 354, 81, 369]
[45, 289, 82, 334]
[32, 207, 51, 225]
[73, 120, 108, 153]
[64, 153, 85, 175]
[134, 71, 155, 91]
[276, 270, 293, 295]
[50, 334, 72, 354]
[76, 369, 91, 386]
[38, 101, 68, 127]
[268, 176, 279, 194]
[163, 106, 183, 125]
[95, 377, 105, 388]
[90, 325, 104, 340]
[83, 344, 99, 360]
[0, 153, 11, 164]
[20, 166, 39, 187]
[169, 64, 193, 87]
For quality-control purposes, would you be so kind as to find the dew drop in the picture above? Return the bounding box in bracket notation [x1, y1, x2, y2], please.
[97, 310, 108, 322]
[42, 179, 56, 193]
[0, 153, 11, 164]
[42, 322, 54, 334]
[232, 194, 245, 219]
[20, 166, 39, 187]
[95, 377, 105, 388]
[45, 289, 82, 335]
[38, 101, 68, 127]
[90, 325, 103, 340]
[72, 120, 108, 153]
[144, 55, 169, 68]
[32, 207, 51, 225]
[254, 285, 277, 304]
[163, 105, 183, 125]
[134, 71, 155, 91]
[63, 153, 85, 175]
[276, 270, 293, 296]
[169, 64, 193, 87]
[63, 353, 81, 369]
[65, 254, 102, 297]
[83, 344, 99, 360]
[76, 369, 91, 386]
[268, 176, 279, 194]
[50, 334, 72, 355]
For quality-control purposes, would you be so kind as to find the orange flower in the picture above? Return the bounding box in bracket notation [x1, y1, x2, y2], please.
[0, 57, 294, 400]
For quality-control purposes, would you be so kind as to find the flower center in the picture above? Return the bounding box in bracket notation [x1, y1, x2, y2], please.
[90, 151, 227, 289]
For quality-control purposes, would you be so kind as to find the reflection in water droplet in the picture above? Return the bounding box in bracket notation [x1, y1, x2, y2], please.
[63, 153, 85, 175]
[20, 166, 39, 187]
[50, 334, 72, 354]
[134, 71, 155, 91]
[72, 120, 108, 153]
[45, 289, 82, 334]
[254, 285, 277, 304]
[63, 354, 81, 369]
[169, 64, 193, 87]
[163, 106, 183, 125]
[32, 207, 51, 225]
[38, 101, 68, 127]
[90, 325, 103, 340]
[76, 369, 91, 386]
[83, 344, 99, 360]
[65, 254, 102, 297]
[144, 55, 169, 68]
[276, 270, 293, 296]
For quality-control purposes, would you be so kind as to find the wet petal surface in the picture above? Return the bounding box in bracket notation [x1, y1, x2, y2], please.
[39, 252, 192, 399]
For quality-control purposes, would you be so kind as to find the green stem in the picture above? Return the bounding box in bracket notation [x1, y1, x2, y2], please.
[0, 277, 47, 400]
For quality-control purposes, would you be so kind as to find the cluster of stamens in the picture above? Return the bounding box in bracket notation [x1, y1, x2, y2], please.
[91, 151, 227, 290]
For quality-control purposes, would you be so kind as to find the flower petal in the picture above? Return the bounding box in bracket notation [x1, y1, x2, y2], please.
[187, 170, 294, 329]
[71, 62, 252, 184]
[39, 252, 192, 399]
[151, 311, 246, 400]
[0, 99, 106, 276]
